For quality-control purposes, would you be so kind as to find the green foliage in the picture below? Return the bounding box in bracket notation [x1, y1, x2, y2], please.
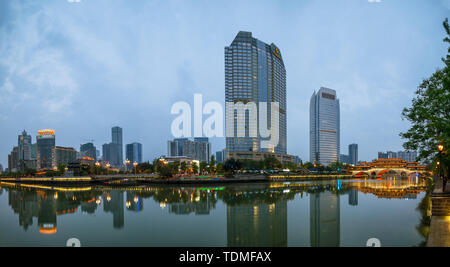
[192, 162, 199, 174]
[400, 18, 450, 175]
[199, 161, 208, 173]
[180, 161, 188, 173]
[263, 156, 282, 170]
[137, 162, 153, 173]
[158, 162, 178, 178]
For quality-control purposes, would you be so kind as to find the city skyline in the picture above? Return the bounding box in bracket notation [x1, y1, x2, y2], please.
[0, 0, 448, 167]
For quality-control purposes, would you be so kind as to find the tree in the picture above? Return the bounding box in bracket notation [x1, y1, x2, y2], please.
[199, 161, 208, 174]
[264, 156, 282, 170]
[192, 162, 199, 174]
[216, 163, 224, 173]
[180, 161, 188, 174]
[137, 162, 153, 173]
[400, 18, 450, 180]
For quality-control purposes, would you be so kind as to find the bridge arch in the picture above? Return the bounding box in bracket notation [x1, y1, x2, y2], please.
[376, 169, 393, 178]
[354, 171, 368, 178]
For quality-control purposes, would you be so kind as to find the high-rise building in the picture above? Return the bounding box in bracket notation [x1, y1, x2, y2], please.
[126, 142, 143, 164]
[102, 143, 120, 166]
[112, 126, 123, 165]
[310, 87, 340, 166]
[349, 144, 358, 165]
[8, 146, 19, 172]
[18, 130, 32, 161]
[102, 127, 123, 167]
[52, 146, 77, 168]
[378, 150, 417, 162]
[225, 31, 287, 155]
[339, 154, 350, 164]
[215, 151, 223, 164]
[194, 137, 211, 163]
[80, 143, 97, 161]
[36, 129, 56, 170]
[310, 191, 340, 247]
[167, 138, 211, 163]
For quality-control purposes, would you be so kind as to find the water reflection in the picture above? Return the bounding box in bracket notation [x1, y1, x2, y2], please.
[0, 177, 429, 247]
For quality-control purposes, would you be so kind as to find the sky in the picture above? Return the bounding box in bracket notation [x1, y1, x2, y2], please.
[0, 0, 449, 168]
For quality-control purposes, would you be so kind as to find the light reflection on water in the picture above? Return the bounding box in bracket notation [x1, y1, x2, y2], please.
[0, 178, 431, 247]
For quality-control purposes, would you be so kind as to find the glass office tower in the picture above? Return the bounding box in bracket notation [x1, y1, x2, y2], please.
[310, 87, 340, 166]
[36, 130, 56, 170]
[126, 142, 143, 164]
[225, 31, 287, 154]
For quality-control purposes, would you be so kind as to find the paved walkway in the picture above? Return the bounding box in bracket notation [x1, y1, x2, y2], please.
[427, 216, 450, 247]
[427, 176, 450, 247]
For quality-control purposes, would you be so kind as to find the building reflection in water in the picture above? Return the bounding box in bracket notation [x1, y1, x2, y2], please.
[103, 191, 124, 229]
[126, 192, 143, 212]
[7, 188, 79, 234]
[310, 191, 340, 247]
[348, 189, 358, 206]
[0, 177, 428, 245]
[168, 191, 214, 215]
[227, 201, 287, 247]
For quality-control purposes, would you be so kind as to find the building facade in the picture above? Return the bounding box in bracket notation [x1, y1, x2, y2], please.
[225, 31, 287, 155]
[8, 146, 19, 172]
[167, 138, 211, 163]
[18, 130, 32, 161]
[349, 144, 358, 165]
[80, 143, 97, 161]
[378, 151, 417, 162]
[126, 142, 143, 164]
[112, 126, 123, 165]
[310, 87, 340, 166]
[36, 130, 56, 170]
[52, 146, 77, 168]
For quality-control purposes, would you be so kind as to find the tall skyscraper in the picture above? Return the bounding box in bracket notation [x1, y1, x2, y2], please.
[52, 146, 77, 168]
[126, 142, 143, 164]
[8, 146, 19, 172]
[349, 144, 358, 165]
[80, 143, 97, 161]
[103, 127, 123, 167]
[310, 191, 340, 247]
[225, 31, 287, 155]
[167, 138, 211, 163]
[18, 130, 32, 161]
[112, 126, 123, 165]
[310, 87, 340, 166]
[194, 137, 211, 163]
[36, 129, 56, 170]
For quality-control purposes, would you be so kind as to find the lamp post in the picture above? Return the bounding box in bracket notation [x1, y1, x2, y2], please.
[438, 144, 446, 192]
[106, 163, 110, 176]
[95, 162, 100, 176]
[133, 162, 138, 176]
[126, 159, 131, 173]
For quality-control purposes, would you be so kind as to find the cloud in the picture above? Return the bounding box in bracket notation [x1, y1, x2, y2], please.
[0, 2, 78, 120]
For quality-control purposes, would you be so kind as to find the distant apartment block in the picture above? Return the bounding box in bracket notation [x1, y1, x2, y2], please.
[378, 150, 417, 162]
[168, 138, 211, 163]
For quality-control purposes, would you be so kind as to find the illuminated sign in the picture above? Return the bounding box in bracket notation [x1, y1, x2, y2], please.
[38, 129, 55, 136]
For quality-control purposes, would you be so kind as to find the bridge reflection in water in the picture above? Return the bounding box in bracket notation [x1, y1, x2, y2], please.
[0, 177, 429, 247]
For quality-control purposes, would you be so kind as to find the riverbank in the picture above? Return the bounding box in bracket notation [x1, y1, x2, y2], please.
[0, 173, 356, 186]
[427, 176, 450, 247]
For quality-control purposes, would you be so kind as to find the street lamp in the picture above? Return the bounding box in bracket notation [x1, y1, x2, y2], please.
[95, 162, 101, 175]
[126, 159, 131, 173]
[437, 144, 446, 193]
[106, 163, 111, 175]
[133, 162, 138, 176]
